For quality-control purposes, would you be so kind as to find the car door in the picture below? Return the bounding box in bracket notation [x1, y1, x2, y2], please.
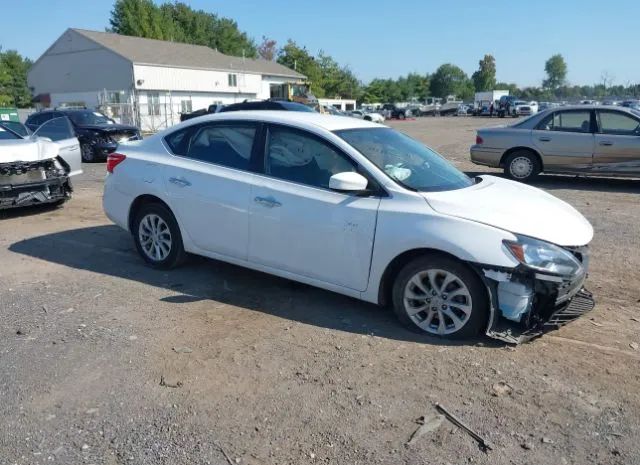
[592, 110, 640, 175]
[531, 109, 595, 172]
[162, 122, 258, 259]
[248, 124, 381, 291]
[34, 117, 82, 176]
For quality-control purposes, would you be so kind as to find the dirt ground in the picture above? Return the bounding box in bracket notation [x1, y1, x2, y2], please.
[1, 116, 639, 465]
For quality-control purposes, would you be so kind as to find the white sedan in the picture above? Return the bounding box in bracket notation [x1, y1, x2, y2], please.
[350, 110, 385, 123]
[104, 112, 594, 342]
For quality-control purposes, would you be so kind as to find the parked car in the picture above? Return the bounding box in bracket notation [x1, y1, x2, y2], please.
[497, 95, 519, 117]
[1, 117, 82, 209]
[380, 104, 411, 120]
[180, 104, 223, 122]
[219, 100, 315, 113]
[471, 105, 640, 182]
[26, 109, 141, 162]
[350, 110, 385, 123]
[514, 101, 538, 116]
[103, 112, 594, 343]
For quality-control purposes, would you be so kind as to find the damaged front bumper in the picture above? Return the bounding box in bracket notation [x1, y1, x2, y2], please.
[0, 158, 72, 210]
[476, 247, 595, 344]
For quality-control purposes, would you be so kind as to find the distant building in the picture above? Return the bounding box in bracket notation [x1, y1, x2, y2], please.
[318, 98, 356, 112]
[28, 28, 306, 131]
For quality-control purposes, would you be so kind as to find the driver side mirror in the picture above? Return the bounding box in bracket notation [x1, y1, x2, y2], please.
[329, 171, 369, 192]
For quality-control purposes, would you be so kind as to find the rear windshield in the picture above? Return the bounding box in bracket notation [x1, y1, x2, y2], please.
[335, 127, 473, 192]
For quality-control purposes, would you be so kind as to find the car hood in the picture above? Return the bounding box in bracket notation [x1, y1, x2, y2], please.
[421, 175, 593, 246]
[0, 139, 58, 164]
[79, 124, 139, 133]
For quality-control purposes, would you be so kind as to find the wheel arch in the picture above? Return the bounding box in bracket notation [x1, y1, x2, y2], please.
[377, 247, 480, 307]
[128, 194, 174, 232]
[499, 146, 543, 170]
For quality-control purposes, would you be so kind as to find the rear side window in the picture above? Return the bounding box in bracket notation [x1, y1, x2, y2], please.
[167, 124, 257, 171]
[597, 111, 640, 136]
[538, 111, 591, 133]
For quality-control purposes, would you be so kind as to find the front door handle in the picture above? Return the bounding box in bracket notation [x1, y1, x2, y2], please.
[254, 196, 282, 208]
[599, 141, 613, 146]
[538, 137, 552, 142]
[168, 176, 191, 187]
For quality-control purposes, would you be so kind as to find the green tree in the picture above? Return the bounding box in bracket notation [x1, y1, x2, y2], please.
[0, 49, 32, 107]
[543, 54, 567, 89]
[277, 40, 324, 96]
[430, 64, 474, 100]
[109, 0, 256, 57]
[471, 54, 497, 92]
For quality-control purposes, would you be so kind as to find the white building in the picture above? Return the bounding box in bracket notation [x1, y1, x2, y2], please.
[318, 98, 356, 112]
[28, 29, 306, 131]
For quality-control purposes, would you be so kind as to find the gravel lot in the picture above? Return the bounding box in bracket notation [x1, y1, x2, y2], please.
[1, 116, 639, 465]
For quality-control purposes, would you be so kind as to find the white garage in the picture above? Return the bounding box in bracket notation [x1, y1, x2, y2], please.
[28, 28, 306, 132]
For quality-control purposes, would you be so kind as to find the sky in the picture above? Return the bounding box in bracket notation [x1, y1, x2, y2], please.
[2, 0, 639, 87]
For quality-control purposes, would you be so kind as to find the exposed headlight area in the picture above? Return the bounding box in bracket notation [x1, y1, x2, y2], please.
[503, 235, 583, 276]
[477, 236, 593, 344]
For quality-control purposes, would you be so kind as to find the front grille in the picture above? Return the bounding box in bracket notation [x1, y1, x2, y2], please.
[545, 289, 595, 328]
[110, 131, 139, 142]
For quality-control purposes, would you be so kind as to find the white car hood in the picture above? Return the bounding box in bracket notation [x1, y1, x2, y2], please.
[0, 139, 58, 164]
[421, 175, 593, 246]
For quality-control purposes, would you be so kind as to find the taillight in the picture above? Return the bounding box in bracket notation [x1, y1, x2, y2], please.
[475, 134, 484, 144]
[106, 153, 126, 173]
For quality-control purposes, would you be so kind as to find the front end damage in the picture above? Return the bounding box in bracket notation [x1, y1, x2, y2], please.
[0, 158, 72, 210]
[476, 246, 595, 344]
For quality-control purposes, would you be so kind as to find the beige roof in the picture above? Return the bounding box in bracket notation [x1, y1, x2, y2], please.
[71, 28, 305, 79]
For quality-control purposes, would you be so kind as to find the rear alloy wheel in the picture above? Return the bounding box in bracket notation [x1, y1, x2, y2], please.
[81, 143, 95, 163]
[504, 151, 540, 183]
[133, 203, 186, 269]
[392, 255, 487, 339]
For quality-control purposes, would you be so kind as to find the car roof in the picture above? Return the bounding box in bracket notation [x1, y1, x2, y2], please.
[544, 104, 637, 112]
[171, 111, 383, 132]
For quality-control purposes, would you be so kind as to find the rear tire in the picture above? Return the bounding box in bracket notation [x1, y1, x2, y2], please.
[398, 113, 406, 120]
[503, 150, 541, 183]
[133, 202, 186, 269]
[391, 254, 488, 339]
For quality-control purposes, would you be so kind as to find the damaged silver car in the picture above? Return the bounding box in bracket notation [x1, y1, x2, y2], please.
[0, 117, 81, 210]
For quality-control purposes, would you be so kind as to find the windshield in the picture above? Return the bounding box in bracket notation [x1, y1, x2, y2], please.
[280, 102, 315, 112]
[335, 128, 473, 192]
[67, 111, 113, 125]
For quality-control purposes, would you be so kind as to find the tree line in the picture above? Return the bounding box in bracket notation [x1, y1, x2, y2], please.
[1, 0, 639, 108]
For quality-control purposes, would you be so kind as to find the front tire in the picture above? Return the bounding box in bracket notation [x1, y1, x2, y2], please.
[391, 255, 488, 339]
[504, 150, 541, 183]
[81, 144, 96, 163]
[133, 203, 186, 269]
[398, 112, 406, 120]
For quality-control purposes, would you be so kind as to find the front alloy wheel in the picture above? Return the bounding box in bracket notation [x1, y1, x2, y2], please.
[392, 255, 488, 339]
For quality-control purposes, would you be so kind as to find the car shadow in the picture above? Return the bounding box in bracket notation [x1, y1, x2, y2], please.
[466, 171, 640, 194]
[9, 225, 493, 347]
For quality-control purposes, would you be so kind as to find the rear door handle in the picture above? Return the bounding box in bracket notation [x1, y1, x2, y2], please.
[169, 176, 191, 187]
[254, 196, 281, 208]
[538, 137, 551, 142]
[599, 141, 613, 146]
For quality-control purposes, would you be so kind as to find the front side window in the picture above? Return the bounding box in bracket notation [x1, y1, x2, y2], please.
[34, 117, 75, 141]
[538, 111, 592, 133]
[265, 126, 356, 189]
[597, 111, 640, 136]
[336, 127, 473, 192]
[185, 124, 256, 170]
[148, 92, 161, 116]
[228, 74, 237, 87]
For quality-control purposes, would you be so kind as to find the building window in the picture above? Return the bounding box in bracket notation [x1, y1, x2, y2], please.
[148, 92, 160, 116]
[228, 74, 238, 87]
[181, 100, 192, 114]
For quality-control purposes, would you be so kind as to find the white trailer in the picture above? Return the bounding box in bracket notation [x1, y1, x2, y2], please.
[474, 90, 510, 114]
